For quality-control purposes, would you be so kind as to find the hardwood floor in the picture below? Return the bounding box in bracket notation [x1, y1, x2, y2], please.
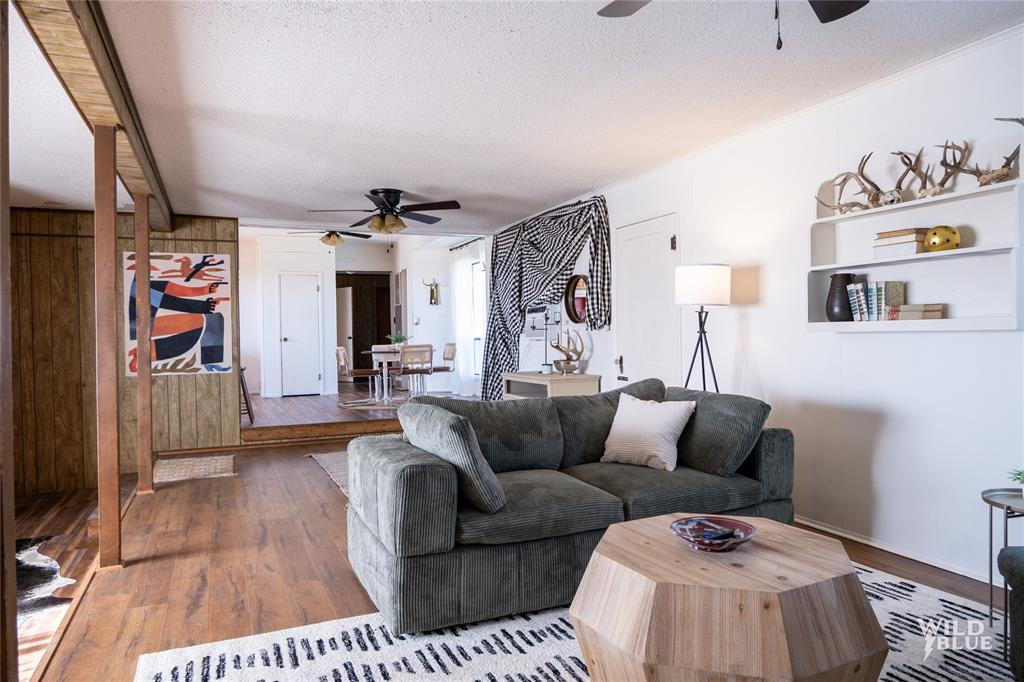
[40, 444, 374, 682]
[38, 445, 1004, 681]
[245, 383, 399, 428]
[15, 475, 137, 682]
[238, 384, 475, 445]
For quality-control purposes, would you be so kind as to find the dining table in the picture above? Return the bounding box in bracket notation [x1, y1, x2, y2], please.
[360, 346, 402, 406]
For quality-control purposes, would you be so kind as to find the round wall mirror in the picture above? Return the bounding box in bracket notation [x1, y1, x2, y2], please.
[564, 274, 589, 324]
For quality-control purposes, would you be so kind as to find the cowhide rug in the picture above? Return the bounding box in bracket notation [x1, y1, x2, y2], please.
[16, 536, 75, 627]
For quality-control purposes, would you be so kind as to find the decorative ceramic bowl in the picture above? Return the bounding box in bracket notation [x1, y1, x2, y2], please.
[670, 516, 757, 553]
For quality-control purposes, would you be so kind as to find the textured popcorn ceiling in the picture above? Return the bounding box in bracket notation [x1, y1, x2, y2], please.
[14, 1, 1024, 232]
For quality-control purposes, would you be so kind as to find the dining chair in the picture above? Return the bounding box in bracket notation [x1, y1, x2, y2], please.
[391, 344, 433, 396]
[338, 346, 384, 406]
[432, 343, 457, 374]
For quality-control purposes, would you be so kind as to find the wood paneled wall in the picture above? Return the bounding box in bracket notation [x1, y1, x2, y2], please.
[11, 209, 240, 495]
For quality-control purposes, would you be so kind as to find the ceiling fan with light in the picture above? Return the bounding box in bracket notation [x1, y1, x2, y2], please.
[286, 229, 373, 246]
[598, 0, 867, 21]
[597, 0, 869, 50]
[308, 188, 462, 235]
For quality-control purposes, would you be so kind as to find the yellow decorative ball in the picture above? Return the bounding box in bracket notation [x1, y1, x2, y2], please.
[924, 226, 961, 252]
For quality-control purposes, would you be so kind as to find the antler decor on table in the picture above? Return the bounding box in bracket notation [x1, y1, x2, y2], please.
[550, 329, 584, 375]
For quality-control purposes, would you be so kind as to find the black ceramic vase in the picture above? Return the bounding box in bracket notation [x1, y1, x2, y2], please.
[826, 273, 855, 322]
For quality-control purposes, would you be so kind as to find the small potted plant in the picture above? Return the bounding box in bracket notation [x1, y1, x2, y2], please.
[386, 331, 409, 345]
[1010, 470, 1024, 491]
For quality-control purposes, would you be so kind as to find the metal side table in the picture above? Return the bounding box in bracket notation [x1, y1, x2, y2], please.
[982, 487, 1024, 659]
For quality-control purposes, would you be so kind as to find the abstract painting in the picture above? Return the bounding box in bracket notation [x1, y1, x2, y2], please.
[123, 252, 233, 375]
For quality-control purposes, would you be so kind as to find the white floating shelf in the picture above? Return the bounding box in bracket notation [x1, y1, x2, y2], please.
[812, 180, 1022, 226]
[808, 317, 1018, 333]
[809, 243, 1017, 272]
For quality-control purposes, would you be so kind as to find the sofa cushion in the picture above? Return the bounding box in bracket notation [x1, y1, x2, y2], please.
[409, 396, 563, 472]
[552, 379, 667, 469]
[666, 387, 771, 477]
[562, 462, 763, 520]
[397, 403, 506, 513]
[456, 470, 624, 545]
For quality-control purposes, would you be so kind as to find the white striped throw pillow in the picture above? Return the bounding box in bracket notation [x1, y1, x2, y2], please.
[601, 393, 696, 471]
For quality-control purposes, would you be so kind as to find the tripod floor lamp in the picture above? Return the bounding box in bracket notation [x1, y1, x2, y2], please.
[674, 263, 731, 392]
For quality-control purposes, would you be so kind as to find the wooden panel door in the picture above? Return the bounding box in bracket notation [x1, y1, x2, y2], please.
[614, 213, 682, 386]
[279, 273, 322, 396]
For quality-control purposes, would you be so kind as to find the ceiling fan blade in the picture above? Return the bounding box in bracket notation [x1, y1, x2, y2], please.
[400, 200, 461, 212]
[337, 230, 373, 239]
[597, 0, 650, 18]
[349, 215, 375, 228]
[307, 209, 372, 213]
[286, 231, 326, 234]
[401, 211, 443, 225]
[808, 0, 868, 23]
[366, 192, 390, 209]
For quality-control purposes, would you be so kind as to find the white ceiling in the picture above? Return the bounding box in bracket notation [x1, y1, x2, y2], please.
[15, 1, 1024, 233]
[10, 9, 132, 211]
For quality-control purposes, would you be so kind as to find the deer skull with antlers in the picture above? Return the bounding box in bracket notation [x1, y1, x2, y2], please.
[550, 329, 584, 375]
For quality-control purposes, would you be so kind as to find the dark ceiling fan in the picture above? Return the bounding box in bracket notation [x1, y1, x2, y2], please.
[287, 229, 373, 247]
[597, 0, 869, 46]
[308, 188, 462, 235]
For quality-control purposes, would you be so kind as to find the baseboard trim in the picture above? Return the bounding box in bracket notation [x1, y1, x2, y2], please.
[795, 515, 990, 584]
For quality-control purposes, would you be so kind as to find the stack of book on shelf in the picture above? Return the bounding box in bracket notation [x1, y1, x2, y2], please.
[873, 228, 928, 257]
[844, 280, 946, 322]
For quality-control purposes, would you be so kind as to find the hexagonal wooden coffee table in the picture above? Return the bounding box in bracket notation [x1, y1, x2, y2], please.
[569, 513, 888, 681]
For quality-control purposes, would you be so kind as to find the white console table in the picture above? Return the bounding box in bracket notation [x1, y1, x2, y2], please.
[502, 372, 602, 400]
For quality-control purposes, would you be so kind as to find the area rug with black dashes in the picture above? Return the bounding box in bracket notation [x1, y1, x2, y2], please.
[132, 564, 1013, 682]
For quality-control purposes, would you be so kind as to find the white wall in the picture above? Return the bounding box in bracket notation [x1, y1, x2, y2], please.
[336, 239, 394, 273]
[550, 28, 1024, 581]
[258, 235, 338, 397]
[238, 235, 262, 393]
[393, 236, 459, 392]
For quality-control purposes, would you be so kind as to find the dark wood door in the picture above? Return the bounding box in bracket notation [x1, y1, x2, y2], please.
[375, 287, 391, 345]
[335, 273, 391, 370]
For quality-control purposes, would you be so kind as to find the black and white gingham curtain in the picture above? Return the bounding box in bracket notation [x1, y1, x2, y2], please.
[481, 196, 611, 400]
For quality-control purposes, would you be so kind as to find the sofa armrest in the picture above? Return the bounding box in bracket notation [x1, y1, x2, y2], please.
[1000, 547, 1024, 590]
[737, 428, 794, 501]
[347, 433, 458, 557]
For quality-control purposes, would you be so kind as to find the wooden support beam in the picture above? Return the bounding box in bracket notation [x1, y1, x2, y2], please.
[134, 196, 153, 494]
[0, 4, 17, 677]
[13, 0, 173, 231]
[94, 125, 121, 568]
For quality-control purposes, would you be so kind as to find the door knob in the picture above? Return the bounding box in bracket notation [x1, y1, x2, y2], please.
[282, 337, 289, 342]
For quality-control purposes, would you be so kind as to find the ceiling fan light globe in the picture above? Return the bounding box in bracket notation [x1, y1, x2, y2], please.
[384, 214, 407, 234]
[320, 232, 344, 246]
[368, 215, 386, 233]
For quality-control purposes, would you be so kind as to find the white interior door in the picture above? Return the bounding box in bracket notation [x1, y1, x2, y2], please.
[279, 273, 322, 396]
[614, 213, 681, 386]
[336, 286, 353, 381]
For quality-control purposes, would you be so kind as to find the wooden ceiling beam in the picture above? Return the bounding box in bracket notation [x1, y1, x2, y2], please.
[14, 0, 174, 231]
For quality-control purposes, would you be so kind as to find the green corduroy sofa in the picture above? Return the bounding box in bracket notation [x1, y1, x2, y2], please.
[345, 378, 795, 634]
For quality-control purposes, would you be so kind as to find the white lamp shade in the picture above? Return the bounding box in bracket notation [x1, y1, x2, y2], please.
[674, 264, 731, 306]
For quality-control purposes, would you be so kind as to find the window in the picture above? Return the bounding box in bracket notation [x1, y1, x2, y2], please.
[471, 260, 487, 375]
